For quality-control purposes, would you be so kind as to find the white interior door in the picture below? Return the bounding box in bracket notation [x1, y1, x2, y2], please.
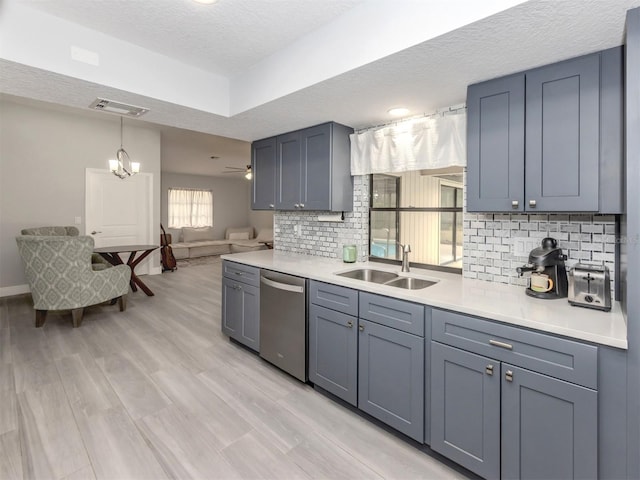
[85, 169, 154, 275]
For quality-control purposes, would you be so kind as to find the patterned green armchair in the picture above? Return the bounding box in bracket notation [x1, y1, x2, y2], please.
[20, 226, 112, 271]
[16, 235, 131, 328]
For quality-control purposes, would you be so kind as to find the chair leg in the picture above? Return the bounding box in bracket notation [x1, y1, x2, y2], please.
[35, 310, 47, 328]
[71, 308, 84, 328]
[118, 294, 127, 312]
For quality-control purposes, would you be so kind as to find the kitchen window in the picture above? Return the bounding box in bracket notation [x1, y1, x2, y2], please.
[168, 188, 213, 228]
[369, 170, 463, 272]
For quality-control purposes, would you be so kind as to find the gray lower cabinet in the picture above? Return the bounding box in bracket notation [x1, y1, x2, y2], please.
[501, 364, 597, 480]
[430, 309, 598, 480]
[221, 276, 260, 352]
[308, 303, 358, 406]
[358, 319, 424, 442]
[430, 342, 500, 479]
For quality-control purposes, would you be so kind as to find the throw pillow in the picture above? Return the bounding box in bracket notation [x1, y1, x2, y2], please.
[256, 228, 273, 242]
[182, 227, 215, 243]
[228, 231, 250, 240]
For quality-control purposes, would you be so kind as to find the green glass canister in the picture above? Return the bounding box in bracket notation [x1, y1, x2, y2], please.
[343, 245, 357, 263]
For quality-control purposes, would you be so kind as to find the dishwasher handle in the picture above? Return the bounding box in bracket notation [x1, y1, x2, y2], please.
[260, 275, 305, 293]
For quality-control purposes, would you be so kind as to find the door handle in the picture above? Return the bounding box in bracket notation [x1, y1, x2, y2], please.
[358, 324, 364, 332]
[346, 321, 353, 328]
[529, 199, 537, 208]
[489, 339, 513, 350]
[90, 231, 102, 235]
[505, 370, 514, 382]
[299, 203, 305, 208]
[485, 364, 494, 376]
[260, 276, 304, 293]
[511, 200, 519, 208]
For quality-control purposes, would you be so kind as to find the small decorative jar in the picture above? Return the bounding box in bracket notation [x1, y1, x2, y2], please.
[343, 245, 357, 263]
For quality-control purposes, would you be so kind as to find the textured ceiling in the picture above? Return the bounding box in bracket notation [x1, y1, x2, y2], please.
[22, 0, 363, 77]
[2, 0, 640, 176]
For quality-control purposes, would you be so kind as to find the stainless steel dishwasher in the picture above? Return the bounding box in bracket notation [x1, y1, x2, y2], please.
[259, 270, 307, 382]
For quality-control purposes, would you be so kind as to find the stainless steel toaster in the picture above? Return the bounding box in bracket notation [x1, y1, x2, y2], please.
[568, 264, 612, 311]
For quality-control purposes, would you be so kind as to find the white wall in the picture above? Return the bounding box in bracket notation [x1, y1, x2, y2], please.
[160, 173, 268, 241]
[0, 98, 161, 293]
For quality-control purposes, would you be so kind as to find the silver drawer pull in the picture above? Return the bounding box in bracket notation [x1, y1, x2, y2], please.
[529, 199, 537, 207]
[299, 203, 305, 208]
[489, 339, 513, 350]
[511, 200, 519, 208]
[485, 364, 494, 376]
[234, 271, 244, 276]
[359, 324, 364, 332]
[269, 204, 274, 208]
[505, 370, 514, 382]
[347, 321, 353, 328]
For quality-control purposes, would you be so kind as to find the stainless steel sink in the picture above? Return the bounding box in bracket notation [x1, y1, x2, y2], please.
[335, 268, 437, 290]
[385, 277, 437, 290]
[336, 269, 398, 284]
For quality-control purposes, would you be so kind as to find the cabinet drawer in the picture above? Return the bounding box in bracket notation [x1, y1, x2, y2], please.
[359, 292, 424, 336]
[432, 309, 597, 389]
[222, 261, 260, 287]
[309, 281, 358, 316]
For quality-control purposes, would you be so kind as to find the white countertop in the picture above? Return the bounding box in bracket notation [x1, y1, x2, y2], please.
[221, 250, 628, 349]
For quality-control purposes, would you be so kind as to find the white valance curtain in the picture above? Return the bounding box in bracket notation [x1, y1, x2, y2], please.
[168, 188, 213, 228]
[350, 111, 466, 175]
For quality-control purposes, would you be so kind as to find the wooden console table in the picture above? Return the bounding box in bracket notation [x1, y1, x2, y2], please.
[94, 244, 159, 296]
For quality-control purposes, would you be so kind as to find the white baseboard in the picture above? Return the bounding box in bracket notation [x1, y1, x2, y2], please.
[0, 284, 30, 298]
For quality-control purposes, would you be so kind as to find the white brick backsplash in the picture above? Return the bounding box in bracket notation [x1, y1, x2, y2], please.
[274, 173, 617, 299]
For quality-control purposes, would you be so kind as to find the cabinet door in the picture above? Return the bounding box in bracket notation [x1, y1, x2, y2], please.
[501, 364, 598, 480]
[221, 278, 259, 352]
[309, 304, 358, 406]
[251, 137, 276, 210]
[221, 277, 242, 338]
[430, 342, 500, 479]
[358, 319, 424, 442]
[276, 131, 302, 210]
[525, 53, 600, 211]
[301, 123, 331, 210]
[466, 74, 525, 212]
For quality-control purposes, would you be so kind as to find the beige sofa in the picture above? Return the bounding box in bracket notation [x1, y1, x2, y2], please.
[171, 226, 272, 260]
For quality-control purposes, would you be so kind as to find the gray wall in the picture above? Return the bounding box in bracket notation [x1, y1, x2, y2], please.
[161, 173, 270, 241]
[0, 98, 161, 292]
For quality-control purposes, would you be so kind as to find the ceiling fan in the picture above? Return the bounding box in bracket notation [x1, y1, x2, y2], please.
[223, 165, 252, 180]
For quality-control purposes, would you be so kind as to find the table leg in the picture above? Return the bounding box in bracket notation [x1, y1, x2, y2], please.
[127, 249, 156, 296]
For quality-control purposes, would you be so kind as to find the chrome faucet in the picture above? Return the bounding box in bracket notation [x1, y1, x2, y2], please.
[398, 242, 411, 272]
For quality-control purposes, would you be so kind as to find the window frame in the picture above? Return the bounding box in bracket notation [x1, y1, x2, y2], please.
[368, 174, 463, 274]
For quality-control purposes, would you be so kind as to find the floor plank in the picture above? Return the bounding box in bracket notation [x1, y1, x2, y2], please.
[0, 430, 22, 480]
[17, 382, 90, 479]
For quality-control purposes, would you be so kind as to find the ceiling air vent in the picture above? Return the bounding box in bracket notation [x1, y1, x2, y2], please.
[89, 98, 149, 117]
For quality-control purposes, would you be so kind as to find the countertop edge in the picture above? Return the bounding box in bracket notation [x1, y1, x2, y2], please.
[221, 251, 628, 350]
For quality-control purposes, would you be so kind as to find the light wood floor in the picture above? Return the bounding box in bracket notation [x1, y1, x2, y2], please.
[0, 260, 466, 480]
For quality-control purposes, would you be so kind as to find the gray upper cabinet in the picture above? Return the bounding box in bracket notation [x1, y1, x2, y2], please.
[466, 74, 525, 212]
[251, 137, 277, 210]
[252, 122, 354, 212]
[526, 53, 600, 212]
[276, 131, 302, 210]
[467, 47, 623, 213]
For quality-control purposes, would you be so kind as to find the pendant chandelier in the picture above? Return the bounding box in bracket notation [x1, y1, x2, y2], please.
[109, 116, 140, 179]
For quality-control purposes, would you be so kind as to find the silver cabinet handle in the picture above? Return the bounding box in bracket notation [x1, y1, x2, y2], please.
[269, 204, 274, 209]
[485, 364, 494, 376]
[294, 203, 300, 208]
[359, 324, 364, 332]
[489, 339, 513, 350]
[260, 276, 304, 293]
[234, 271, 244, 276]
[347, 321, 353, 328]
[90, 231, 102, 235]
[511, 200, 519, 208]
[299, 203, 305, 208]
[529, 199, 537, 207]
[505, 370, 513, 382]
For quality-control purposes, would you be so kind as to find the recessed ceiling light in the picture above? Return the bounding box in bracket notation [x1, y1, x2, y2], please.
[388, 107, 409, 117]
[193, 0, 218, 4]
